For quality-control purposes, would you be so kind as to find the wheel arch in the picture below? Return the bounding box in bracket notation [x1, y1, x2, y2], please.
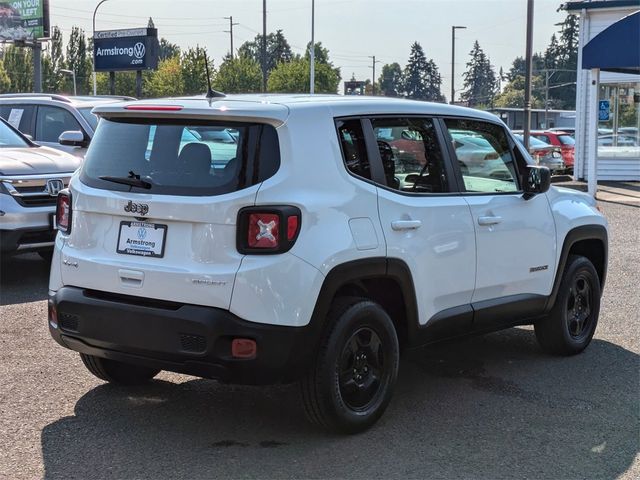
[307, 258, 419, 352]
[546, 224, 608, 312]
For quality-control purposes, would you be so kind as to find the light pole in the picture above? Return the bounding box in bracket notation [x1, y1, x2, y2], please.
[60, 69, 77, 96]
[310, 0, 315, 94]
[451, 25, 466, 104]
[92, 0, 110, 95]
[523, 0, 534, 150]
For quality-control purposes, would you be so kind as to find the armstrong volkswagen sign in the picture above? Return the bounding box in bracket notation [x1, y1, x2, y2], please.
[93, 27, 158, 72]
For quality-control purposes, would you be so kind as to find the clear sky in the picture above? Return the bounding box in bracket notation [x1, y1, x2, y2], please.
[49, 0, 567, 98]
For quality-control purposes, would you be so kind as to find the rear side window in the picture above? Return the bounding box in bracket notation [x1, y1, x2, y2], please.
[0, 105, 35, 136]
[558, 135, 575, 146]
[337, 119, 371, 180]
[80, 118, 280, 196]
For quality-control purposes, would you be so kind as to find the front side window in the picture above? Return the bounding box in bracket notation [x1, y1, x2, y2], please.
[81, 118, 280, 196]
[371, 117, 449, 193]
[0, 105, 35, 136]
[36, 106, 82, 142]
[445, 118, 519, 193]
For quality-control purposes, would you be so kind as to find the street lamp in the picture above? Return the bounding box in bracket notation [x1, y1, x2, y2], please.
[92, 0, 111, 95]
[310, 0, 315, 94]
[60, 69, 77, 96]
[451, 25, 467, 104]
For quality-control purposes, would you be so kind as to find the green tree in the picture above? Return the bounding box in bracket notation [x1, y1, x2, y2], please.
[494, 74, 545, 108]
[461, 40, 498, 108]
[213, 56, 262, 93]
[146, 56, 184, 98]
[550, 14, 579, 109]
[237, 29, 294, 75]
[96, 71, 149, 97]
[42, 26, 64, 92]
[403, 42, 444, 101]
[0, 60, 11, 93]
[378, 62, 403, 97]
[66, 26, 92, 94]
[267, 57, 339, 94]
[159, 38, 180, 61]
[181, 47, 213, 95]
[3, 45, 32, 92]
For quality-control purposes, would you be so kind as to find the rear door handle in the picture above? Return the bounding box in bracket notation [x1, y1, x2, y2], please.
[391, 220, 422, 231]
[478, 216, 502, 226]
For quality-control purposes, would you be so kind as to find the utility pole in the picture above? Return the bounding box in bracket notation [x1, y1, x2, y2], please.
[450, 25, 466, 104]
[310, 0, 315, 94]
[369, 55, 380, 95]
[262, 0, 267, 92]
[544, 70, 550, 128]
[523, 0, 535, 150]
[223, 16, 239, 59]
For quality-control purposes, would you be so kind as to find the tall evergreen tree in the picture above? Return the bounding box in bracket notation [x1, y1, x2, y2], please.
[403, 42, 444, 102]
[237, 30, 294, 76]
[66, 27, 92, 94]
[378, 62, 403, 97]
[42, 26, 64, 92]
[159, 38, 181, 61]
[3, 45, 32, 92]
[461, 40, 498, 108]
[181, 47, 213, 95]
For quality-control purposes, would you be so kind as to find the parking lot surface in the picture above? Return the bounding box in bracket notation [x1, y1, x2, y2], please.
[1, 200, 638, 480]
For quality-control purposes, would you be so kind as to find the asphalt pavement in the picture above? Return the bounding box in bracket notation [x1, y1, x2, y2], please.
[1, 200, 638, 480]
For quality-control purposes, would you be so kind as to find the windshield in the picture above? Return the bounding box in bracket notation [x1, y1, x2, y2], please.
[81, 118, 280, 196]
[78, 107, 99, 131]
[0, 121, 30, 148]
[514, 134, 550, 148]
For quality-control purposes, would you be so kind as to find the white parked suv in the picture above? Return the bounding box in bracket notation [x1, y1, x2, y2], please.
[48, 95, 608, 433]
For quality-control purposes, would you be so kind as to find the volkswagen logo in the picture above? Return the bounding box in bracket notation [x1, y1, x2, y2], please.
[133, 42, 146, 59]
[46, 179, 64, 196]
[137, 227, 147, 240]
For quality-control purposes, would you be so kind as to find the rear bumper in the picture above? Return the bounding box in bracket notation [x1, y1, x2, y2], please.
[48, 287, 317, 385]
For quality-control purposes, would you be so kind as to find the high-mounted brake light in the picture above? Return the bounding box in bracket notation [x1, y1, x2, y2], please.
[56, 190, 72, 234]
[237, 206, 301, 254]
[124, 105, 183, 111]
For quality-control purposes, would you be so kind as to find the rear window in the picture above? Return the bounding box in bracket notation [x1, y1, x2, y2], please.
[80, 118, 280, 196]
[558, 135, 575, 146]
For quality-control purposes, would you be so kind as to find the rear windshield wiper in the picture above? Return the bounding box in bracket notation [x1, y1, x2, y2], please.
[99, 171, 152, 189]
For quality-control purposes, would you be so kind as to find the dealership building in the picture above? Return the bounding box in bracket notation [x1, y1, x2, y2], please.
[565, 0, 640, 188]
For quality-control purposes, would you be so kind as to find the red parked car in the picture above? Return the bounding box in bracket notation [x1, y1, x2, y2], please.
[530, 130, 575, 171]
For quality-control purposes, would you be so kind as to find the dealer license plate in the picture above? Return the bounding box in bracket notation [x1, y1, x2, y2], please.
[117, 221, 167, 258]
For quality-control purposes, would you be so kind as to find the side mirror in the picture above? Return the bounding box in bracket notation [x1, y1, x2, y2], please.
[58, 130, 88, 148]
[523, 165, 551, 199]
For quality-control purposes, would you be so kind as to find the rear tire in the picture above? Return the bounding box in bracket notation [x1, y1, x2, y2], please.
[301, 297, 399, 434]
[80, 353, 160, 385]
[535, 255, 601, 355]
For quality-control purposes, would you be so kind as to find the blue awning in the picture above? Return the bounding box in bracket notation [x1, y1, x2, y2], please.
[582, 10, 640, 74]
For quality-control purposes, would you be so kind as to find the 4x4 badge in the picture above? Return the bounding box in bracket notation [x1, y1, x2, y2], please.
[124, 200, 149, 216]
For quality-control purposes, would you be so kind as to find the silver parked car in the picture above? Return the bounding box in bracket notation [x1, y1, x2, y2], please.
[0, 117, 80, 259]
[0, 94, 134, 158]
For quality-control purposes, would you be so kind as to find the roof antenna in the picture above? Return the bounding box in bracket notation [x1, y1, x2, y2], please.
[200, 48, 225, 100]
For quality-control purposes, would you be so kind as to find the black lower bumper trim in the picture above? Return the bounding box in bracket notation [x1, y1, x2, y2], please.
[49, 287, 315, 385]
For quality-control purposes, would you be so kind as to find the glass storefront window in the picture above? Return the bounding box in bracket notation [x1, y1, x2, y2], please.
[598, 82, 640, 159]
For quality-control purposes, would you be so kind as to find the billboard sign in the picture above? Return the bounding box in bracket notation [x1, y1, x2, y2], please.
[0, 0, 50, 42]
[94, 28, 159, 72]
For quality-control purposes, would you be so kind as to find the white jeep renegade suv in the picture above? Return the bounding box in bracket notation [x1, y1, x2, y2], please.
[48, 95, 608, 433]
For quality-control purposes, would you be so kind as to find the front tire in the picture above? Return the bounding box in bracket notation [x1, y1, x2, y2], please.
[301, 297, 399, 434]
[535, 255, 601, 355]
[80, 353, 160, 385]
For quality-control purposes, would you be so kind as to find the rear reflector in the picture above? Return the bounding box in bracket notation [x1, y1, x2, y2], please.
[231, 338, 257, 359]
[48, 300, 58, 329]
[124, 105, 183, 111]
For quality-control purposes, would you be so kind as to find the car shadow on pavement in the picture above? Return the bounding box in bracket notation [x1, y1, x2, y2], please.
[0, 253, 50, 306]
[39, 328, 639, 480]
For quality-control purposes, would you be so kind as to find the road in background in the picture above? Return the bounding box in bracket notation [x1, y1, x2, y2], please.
[1, 200, 638, 480]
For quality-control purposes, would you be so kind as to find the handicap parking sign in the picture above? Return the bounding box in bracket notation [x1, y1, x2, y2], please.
[599, 100, 610, 121]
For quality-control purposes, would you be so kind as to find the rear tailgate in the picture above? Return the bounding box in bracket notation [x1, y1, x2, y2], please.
[60, 181, 258, 309]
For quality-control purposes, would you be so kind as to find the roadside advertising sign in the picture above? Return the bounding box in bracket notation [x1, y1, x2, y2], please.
[94, 28, 159, 72]
[0, 0, 50, 42]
